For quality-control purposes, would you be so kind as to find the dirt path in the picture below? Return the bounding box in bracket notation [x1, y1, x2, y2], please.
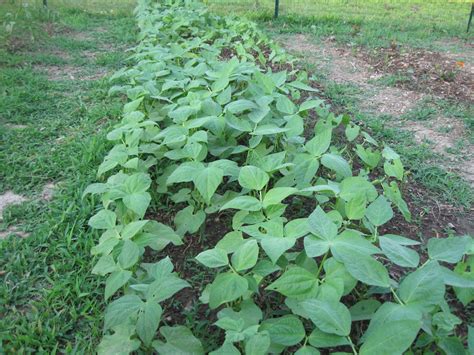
[280, 34, 474, 185]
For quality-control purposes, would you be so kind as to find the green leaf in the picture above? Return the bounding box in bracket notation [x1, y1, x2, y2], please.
[263, 187, 297, 208]
[301, 300, 351, 336]
[384, 159, 404, 180]
[123, 191, 151, 217]
[349, 300, 381, 321]
[438, 336, 466, 355]
[360, 320, 421, 355]
[121, 220, 149, 240]
[276, 95, 296, 115]
[136, 301, 162, 345]
[89, 210, 116, 230]
[216, 231, 246, 253]
[245, 332, 271, 355]
[304, 235, 330, 257]
[305, 128, 331, 157]
[307, 206, 338, 240]
[345, 194, 366, 220]
[366, 196, 393, 226]
[339, 176, 378, 202]
[321, 153, 352, 179]
[209, 273, 248, 309]
[92, 255, 118, 276]
[440, 266, 474, 288]
[238, 166, 270, 190]
[260, 315, 305, 346]
[231, 240, 259, 271]
[398, 261, 445, 310]
[335, 250, 390, 288]
[261, 237, 296, 264]
[104, 294, 143, 330]
[226, 99, 257, 114]
[285, 218, 309, 239]
[427, 236, 471, 263]
[105, 270, 132, 299]
[167, 162, 204, 184]
[98, 324, 140, 355]
[194, 166, 224, 204]
[174, 206, 206, 235]
[153, 326, 204, 355]
[308, 328, 350, 348]
[345, 124, 360, 142]
[221, 196, 262, 211]
[295, 346, 320, 355]
[379, 236, 419, 268]
[147, 275, 190, 303]
[266, 266, 318, 299]
[196, 248, 229, 268]
[118, 240, 140, 269]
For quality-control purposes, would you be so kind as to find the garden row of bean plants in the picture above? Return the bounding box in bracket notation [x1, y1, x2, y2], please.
[85, 0, 474, 353]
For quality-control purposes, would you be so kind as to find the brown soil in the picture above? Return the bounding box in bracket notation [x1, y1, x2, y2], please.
[0, 191, 27, 221]
[359, 46, 474, 103]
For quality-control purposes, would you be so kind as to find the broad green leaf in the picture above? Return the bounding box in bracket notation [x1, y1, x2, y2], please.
[307, 206, 338, 240]
[123, 191, 151, 217]
[266, 266, 318, 299]
[427, 236, 471, 263]
[261, 237, 296, 264]
[263, 187, 297, 208]
[104, 294, 143, 330]
[308, 328, 350, 348]
[221, 196, 262, 211]
[379, 236, 419, 268]
[260, 316, 305, 346]
[136, 301, 162, 345]
[398, 261, 445, 310]
[334, 250, 390, 288]
[295, 346, 320, 355]
[147, 275, 190, 303]
[194, 166, 224, 204]
[360, 320, 421, 355]
[98, 324, 140, 355]
[231, 240, 259, 271]
[331, 230, 381, 256]
[285, 218, 309, 239]
[105, 270, 132, 299]
[92, 255, 117, 276]
[196, 248, 229, 268]
[349, 300, 381, 321]
[89, 210, 116, 230]
[440, 266, 474, 288]
[304, 236, 330, 257]
[365, 196, 393, 226]
[153, 326, 204, 355]
[167, 162, 204, 184]
[216, 231, 246, 253]
[438, 337, 466, 355]
[209, 273, 248, 309]
[301, 300, 351, 336]
[245, 332, 271, 355]
[174, 206, 206, 234]
[345, 124, 360, 142]
[238, 166, 269, 190]
[363, 302, 422, 342]
[305, 128, 331, 157]
[345, 194, 366, 220]
[339, 177, 378, 202]
[118, 240, 140, 269]
[226, 99, 257, 114]
[121, 220, 149, 240]
[321, 153, 352, 179]
[384, 159, 404, 180]
[276, 95, 296, 115]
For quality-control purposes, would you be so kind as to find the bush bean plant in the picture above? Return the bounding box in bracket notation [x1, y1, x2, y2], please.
[84, 0, 474, 353]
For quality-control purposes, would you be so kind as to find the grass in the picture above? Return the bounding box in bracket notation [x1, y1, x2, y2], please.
[207, 0, 473, 49]
[0, 1, 135, 352]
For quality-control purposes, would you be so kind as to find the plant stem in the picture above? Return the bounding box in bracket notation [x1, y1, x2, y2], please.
[315, 252, 328, 278]
[391, 287, 404, 305]
[347, 336, 358, 355]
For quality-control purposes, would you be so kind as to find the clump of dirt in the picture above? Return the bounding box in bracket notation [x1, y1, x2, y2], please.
[0, 191, 27, 221]
[41, 182, 56, 201]
[359, 46, 474, 103]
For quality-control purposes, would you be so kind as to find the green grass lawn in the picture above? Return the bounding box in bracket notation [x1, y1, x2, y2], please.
[207, 0, 473, 48]
[0, 1, 135, 352]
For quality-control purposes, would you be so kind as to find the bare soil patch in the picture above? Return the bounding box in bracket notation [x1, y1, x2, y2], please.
[359, 46, 474, 103]
[362, 86, 423, 116]
[34, 64, 107, 81]
[0, 191, 27, 221]
[0, 226, 30, 239]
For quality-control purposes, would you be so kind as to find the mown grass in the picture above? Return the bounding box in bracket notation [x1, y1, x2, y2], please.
[207, 0, 473, 49]
[0, 2, 135, 352]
